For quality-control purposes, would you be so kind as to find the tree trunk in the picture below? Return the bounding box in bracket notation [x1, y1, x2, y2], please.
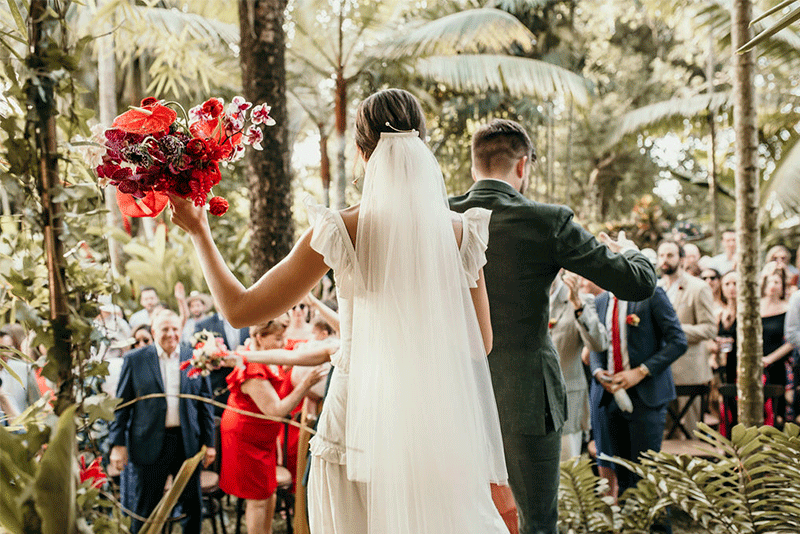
[565, 98, 573, 206]
[97, 3, 124, 274]
[319, 126, 331, 207]
[30, 0, 73, 414]
[334, 69, 347, 209]
[731, 0, 763, 426]
[239, 0, 293, 279]
[707, 30, 719, 255]
[546, 101, 554, 204]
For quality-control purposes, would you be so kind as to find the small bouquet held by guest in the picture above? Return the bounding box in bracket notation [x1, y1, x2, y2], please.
[181, 330, 230, 377]
[84, 96, 275, 218]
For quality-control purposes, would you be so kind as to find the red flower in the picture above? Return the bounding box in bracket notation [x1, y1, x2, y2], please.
[186, 138, 207, 158]
[189, 118, 241, 160]
[626, 314, 640, 327]
[112, 99, 177, 135]
[79, 455, 107, 489]
[209, 196, 229, 216]
[201, 98, 224, 119]
[140, 97, 158, 107]
[180, 360, 191, 371]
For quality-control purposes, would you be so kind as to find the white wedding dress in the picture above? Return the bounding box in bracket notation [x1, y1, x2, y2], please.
[305, 131, 508, 534]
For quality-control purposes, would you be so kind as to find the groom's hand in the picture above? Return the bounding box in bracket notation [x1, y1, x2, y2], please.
[598, 230, 639, 254]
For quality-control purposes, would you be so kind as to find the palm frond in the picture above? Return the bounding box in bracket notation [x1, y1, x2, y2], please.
[487, 0, 553, 12]
[698, 0, 800, 61]
[382, 8, 535, 59]
[764, 134, 800, 215]
[558, 457, 617, 533]
[740, 1, 800, 52]
[415, 54, 591, 106]
[136, 5, 239, 46]
[606, 92, 731, 148]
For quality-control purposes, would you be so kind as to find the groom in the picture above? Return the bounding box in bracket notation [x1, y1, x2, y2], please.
[449, 119, 657, 534]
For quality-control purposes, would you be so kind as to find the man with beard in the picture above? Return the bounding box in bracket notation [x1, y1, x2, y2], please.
[656, 240, 716, 435]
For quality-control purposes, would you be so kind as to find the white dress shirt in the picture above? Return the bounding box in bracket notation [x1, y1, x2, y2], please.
[155, 345, 181, 428]
[605, 295, 630, 372]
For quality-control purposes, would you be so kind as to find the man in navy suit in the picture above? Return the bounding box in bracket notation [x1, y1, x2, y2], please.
[590, 287, 687, 500]
[109, 310, 216, 534]
[194, 312, 249, 414]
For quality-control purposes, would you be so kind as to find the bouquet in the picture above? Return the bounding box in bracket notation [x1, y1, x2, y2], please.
[181, 330, 230, 377]
[88, 96, 275, 218]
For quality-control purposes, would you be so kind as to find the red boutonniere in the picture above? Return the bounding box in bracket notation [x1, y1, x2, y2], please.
[626, 314, 640, 327]
[548, 318, 557, 329]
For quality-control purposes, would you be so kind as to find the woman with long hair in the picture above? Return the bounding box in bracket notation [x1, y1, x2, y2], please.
[761, 263, 794, 426]
[169, 88, 509, 533]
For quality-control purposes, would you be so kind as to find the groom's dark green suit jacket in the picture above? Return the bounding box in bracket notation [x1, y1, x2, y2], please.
[450, 179, 657, 435]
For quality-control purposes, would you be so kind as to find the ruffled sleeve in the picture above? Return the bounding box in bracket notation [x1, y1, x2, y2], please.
[225, 361, 278, 392]
[459, 207, 491, 288]
[304, 196, 352, 274]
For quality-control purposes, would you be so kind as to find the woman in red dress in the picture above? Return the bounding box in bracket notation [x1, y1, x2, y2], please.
[220, 320, 327, 534]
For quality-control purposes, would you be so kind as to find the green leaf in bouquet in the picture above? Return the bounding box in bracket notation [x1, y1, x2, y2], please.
[34, 405, 78, 534]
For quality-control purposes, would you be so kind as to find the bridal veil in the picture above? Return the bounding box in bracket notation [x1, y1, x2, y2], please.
[346, 130, 508, 533]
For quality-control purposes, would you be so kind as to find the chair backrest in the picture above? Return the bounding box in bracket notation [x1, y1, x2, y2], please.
[719, 383, 785, 400]
[665, 384, 711, 439]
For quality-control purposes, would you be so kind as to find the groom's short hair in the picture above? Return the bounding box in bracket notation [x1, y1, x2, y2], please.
[472, 119, 535, 176]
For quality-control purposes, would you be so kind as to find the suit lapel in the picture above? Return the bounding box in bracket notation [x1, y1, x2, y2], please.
[146, 346, 165, 391]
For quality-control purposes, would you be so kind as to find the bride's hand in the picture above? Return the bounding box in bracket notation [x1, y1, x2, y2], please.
[168, 194, 208, 236]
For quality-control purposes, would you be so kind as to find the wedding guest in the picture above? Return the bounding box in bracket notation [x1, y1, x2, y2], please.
[712, 270, 738, 435]
[590, 287, 686, 506]
[181, 290, 213, 344]
[220, 320, 327, 534]
[0, 327, 41, 421]
[108, 310, 215, 534]
[682, 243, 702, 277]
[709, 229, 737, 275]
[766, 245, 799, 287]
[700, 267, 724, 317]
[128, 286, 161, 330]
[311, 319, 335, 341]
[132, 324, 153, 349]
[657, 240, 715, 436]
[548, 271, 608, 460]
[761, 264, 794, 426]
[284, 303, 314, 349]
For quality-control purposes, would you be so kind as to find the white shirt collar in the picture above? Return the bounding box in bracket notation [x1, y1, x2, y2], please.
[155, 343, 178, 360]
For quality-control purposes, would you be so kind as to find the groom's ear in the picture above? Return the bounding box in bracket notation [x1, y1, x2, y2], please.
[515, 156, 528, 178]
[471, 167, 478, 183]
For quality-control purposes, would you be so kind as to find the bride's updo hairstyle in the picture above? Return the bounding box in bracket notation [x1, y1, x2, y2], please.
[354, 88, 427, 160]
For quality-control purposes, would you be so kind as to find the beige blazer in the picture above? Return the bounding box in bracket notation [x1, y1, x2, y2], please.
[660, 272, 716, 385]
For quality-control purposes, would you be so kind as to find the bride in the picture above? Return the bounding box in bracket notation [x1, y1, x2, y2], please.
[170, 88, 509, 533]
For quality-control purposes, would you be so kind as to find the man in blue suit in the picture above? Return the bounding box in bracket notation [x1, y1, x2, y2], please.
[109, 310, 216, 534]
[194, 312, 249, 414]
[590, 287, 687, 500]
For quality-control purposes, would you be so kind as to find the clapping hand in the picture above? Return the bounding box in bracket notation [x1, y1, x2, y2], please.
[561, 271, 582, 309]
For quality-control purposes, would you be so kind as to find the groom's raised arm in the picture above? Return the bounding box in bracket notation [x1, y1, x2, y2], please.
[552, 208, 656, 302]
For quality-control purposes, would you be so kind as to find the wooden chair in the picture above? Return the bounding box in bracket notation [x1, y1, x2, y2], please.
[200, 416, 227, 534]
[293, 398, 313, 534]
[661, 384, 716, 457]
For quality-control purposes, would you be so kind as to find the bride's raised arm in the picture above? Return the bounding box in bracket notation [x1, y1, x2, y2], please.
[169, 194, 330, 328]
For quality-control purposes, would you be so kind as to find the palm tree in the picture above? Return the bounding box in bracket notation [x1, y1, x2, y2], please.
[731, 0, 764, 427]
